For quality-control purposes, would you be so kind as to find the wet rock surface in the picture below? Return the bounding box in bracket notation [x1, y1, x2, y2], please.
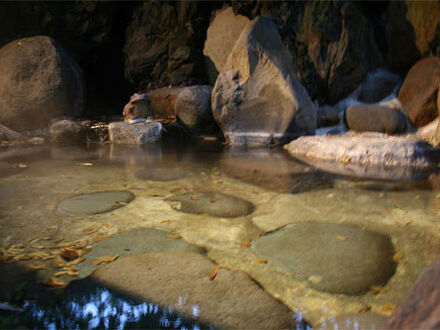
[252, 222, 396, 294]
[57, 190, 134, 216]
[345, 105, 408, 134]
[0, 36, 84, 131]
[388, 257, 440, 329]
[49, 119, 87, 145]
[135, 167, 190, 182]
[92, 251, 295, 329]
[212, 16, 316, 146]
[167, 192, 254, 217]
[398, 57, 440, 127]
[317, 312, 388, 330]
[0, 123, 25, 142]
[108, 121, 162, 144]
[285, 133, 440, 181]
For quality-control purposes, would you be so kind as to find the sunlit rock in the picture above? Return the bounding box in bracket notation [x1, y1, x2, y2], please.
[0, 36, 84, 131]
[252, 222, 396, 294]
[57, 190, 134, 216]
[92, 251, 295, 328]
[212, 16, 316, 146]
[108, 121, 162, 144]
[284, 133, 440, 181]
[167, 192, 254, 218]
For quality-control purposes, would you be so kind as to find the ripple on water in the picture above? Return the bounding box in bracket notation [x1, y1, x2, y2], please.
[252, 222, 397, 294]
[56, 190, 134, 216]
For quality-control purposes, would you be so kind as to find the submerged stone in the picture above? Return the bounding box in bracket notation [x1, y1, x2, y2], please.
[167, 192, 254, 217]
[57, 190, 134, 216]
[92, 251, 294, 329]
[0, 161, 24, 178]
[318, 312, 388, 330]
[78, 227, 204, 278]
[252, 222, 396, 294]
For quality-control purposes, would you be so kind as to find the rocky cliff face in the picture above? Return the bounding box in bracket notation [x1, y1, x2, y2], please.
[0, 1, 439, 113]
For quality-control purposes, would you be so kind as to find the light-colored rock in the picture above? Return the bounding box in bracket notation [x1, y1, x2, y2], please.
[0, 123, 25, 142]
[122, 93, 152, 122]
[398, 57, 440, 127]
[317, 312, 388, 330]
[108, 121, 162, 144]
[388, 257, 440, 329]
[203, 7, 250, 72]
[167, 192, 254, 218]
[0, 36, 84, 131]
[212, 16, 316, 146]
[284, 133, 440, 181]
[252, 222, 396, 294]
[92, 251, 294, 329]
[417, 118, 440, 146]
[345, 105, 408, 134]
[49, 119, 87, 145]
[175, 85, 216, 134]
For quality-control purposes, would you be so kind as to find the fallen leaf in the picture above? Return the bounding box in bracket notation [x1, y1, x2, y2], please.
[160, 219, 173, 224]
[82, 227, 98, 234]
[167, 234, 182, 239]
[66, 256, 85, 266]
[358, 303, 371, 313]
[93, 236, 110, 243]
[26, 265, 46, 271]
[89, 255, 119, 266]
[79, 162, 93, 166]
[201, 136, 218, 141]
[341, 156, 351, 164]
[54, 271, 68, 277]
[45, 278, 66, 287]
[209, 265, 220, 281]
[239, 241, 252, 248]
[66, 271, 79, 277]
[369, 285, 390, 295]
[79, 247, 92, 256]
[62, 266, 79, 272]
[335, 235, 347, 241]
[209, 198, 217, 203]
[381, 304, 395, 312]
[255, 258, 268, 264]
[53, 238, 65, 243]
[393, 250, 405, 264]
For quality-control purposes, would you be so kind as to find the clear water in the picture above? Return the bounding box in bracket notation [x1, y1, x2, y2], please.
[0, 141, 439, 328]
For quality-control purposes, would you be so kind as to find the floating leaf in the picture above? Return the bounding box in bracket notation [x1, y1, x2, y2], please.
[46, 278, 66, 287]
[166, 234, 182, 239]
[82, 227, 98, 234]
[79, 247, 92, 256]
[26, 265, 46, 271]
[358, 304, 371, 313]
[341, 156, 351, 164]
[54, 271, 68, 277]
[335, 235, 347, 241]
[255, 258, 268, 264]
[160, 219, 173, 224]
[209, 265, 220, 281]
[89, 255, 119, 266]
[381, 304, 395, 312]
[93, 236, 110, 243]
[65, 256, 85, 266]
[239, 241, 251, 248]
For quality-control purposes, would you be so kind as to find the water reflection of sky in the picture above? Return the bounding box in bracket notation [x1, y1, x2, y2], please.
[21, 286, 206, 329]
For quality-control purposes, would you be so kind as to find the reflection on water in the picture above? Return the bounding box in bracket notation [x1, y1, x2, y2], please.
[11, 280, 207, 329]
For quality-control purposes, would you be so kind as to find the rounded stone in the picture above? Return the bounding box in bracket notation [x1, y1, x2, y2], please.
[252, 222, 396, 294]
[135, 168, 189, 182]
[167, 192, 254, 217]
[92, 251, 294, 328]
[57, 190, 134, 216]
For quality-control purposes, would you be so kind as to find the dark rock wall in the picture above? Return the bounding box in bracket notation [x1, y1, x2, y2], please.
[1, 0, 440, 115]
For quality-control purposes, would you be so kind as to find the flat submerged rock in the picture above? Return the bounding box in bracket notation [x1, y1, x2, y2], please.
[92, 251, 294, 329]
[284, 133, 440, 181]
[135, 167, 189, 181]
[57, 190, 134, 216]
[252, 222, 396, 294]
[167, 192, 254, 217]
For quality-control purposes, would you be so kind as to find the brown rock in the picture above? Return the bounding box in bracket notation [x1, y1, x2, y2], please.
[0, 123, 25, 142]
[203, 7, 250, 72]
[398, 57, 440, 126]
[0, 36, 84, 131]
[146, 87, 184, 121]
[388, 257, 440, 329]
[122, 93, 152, 122]
[92, 251, 294, 328]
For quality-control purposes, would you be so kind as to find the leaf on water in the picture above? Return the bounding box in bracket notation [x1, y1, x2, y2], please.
[26, 265, 46, 271]
[89, 255, 119, 266]
[62, 266, 79, 272]
[190, 194, 198, 201]
[46, 278, 66, 287]
[368, 285, 390, 295]
[66, 271, 79, 277]
[255, 258, 268, 264]
[60, 248, 80, 261]
[335, 235, 347, 241]
[93, 236, 110, 243]
[160, 219, 173, 224]
[53, 238, 65, 243]
[79, 247, 92, 256]
[239, 241, 252, 248]
[79, 162, 93, 166]
[65, 256, 85, 266]
[341, 156, 351, 164]
[54, 271, 68, 277]
[209, 265, 220, 281]
[358, 303, 371, 313]
[381, 304, 395, 312]
[393, 250, 405, 264]
[209, 198, 217, 203]
[82, 227, 98, 234]
[166, 234, 182, 239]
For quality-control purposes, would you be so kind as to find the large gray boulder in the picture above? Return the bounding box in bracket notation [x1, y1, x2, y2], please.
[212, 17, 316, 146]
[203, 7, 249, 72]
[284, 133, 440, 181]
[175, 85, 217, 133]
[92, 251, 294, 328]
[0, 36, 84, 131]
[108, 121, 162, 144]
[345, 105, 408, 134]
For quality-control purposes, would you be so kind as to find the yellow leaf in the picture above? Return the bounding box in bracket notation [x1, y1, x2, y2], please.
[166, 234, 182, 239]
[239, 241, 251, 248]
[255, 258, 268, 264]
[341, 156, 351, 164]
[66, 256, 85, 266]
[26, 265, 46, 271]
[93, 236, 110, 243]
[46, 278, 66, 287]
[381, 304, 395, 312]
[89, 255, 119, 266]
[335, 235, 347, 241]
[161, 219, 173, 224]
[209, 265, 220, 281]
